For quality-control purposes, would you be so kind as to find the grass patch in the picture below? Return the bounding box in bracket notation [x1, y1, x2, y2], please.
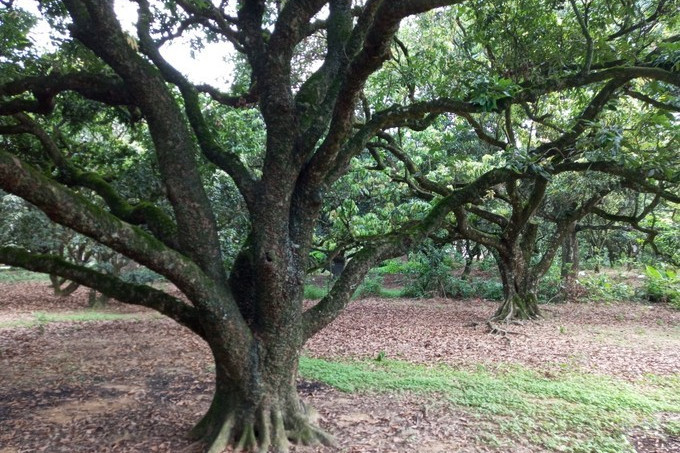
[0, 311, 150, 328]
[0, 268, 50, 283]
[304, 284, 328, 299]
[305, 283, 404, 300]
[299, 357, 680, 453]
[376, 287, 405, 298]
[663, 420, 680, 436]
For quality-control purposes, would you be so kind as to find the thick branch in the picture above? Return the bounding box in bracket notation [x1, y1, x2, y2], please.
[0, 73, 133, 116]
[0, 246, 204, 336]
[533, 79, 625, 160]
[10, 114, 180, 248]
[65, 0, 227, 283]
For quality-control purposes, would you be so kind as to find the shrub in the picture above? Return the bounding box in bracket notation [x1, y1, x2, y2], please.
[303, 284, 327, 299]
[536, 263, 563, 302]
[577, 273, 635, 302]
[120, 266, 163, 284]
[354, 274, 384, 298]
[401, 245, 459, 298]
[642, 265, 680, 308]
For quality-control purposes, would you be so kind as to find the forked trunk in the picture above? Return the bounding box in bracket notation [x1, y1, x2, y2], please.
[50, 274, 81, 297]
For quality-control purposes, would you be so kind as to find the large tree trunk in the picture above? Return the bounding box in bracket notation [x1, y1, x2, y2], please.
[491, 252, 540, 321]
[191, 342, 332, 453]
[188, 236, 334, 453]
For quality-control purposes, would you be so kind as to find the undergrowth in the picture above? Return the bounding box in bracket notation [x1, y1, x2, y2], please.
[299, 357, 680, 453]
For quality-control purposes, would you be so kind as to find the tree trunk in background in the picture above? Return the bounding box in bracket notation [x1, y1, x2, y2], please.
[491, 251, 541, 321]
[460, 241, 480, 280]
[559, 223, 580, 300]
[50, 274, 81, 297]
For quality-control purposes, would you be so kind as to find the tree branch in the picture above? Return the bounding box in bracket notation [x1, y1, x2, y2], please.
[624, 88, 680, 112]
[0, 73, 133, 116]
[135, 0, 257, 210]
[0, 246, 205, 336]
[569, 0, 594, 73]
[607, 0, 669, 41]
[460, 112, 508, 149]
[64, 0, 228, 283]
[303, 165, 521, 339]
[9, 113, 181, 249]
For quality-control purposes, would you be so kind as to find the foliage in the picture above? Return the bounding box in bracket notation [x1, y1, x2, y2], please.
[642, 265, 680, 308]
[577, 272, 637, 302]
[300, 357, 680, 453]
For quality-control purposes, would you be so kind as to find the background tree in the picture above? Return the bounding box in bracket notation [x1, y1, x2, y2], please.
[1, 1, 679, 451]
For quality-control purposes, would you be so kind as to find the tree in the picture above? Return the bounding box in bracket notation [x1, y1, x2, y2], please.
[1, 0, 679, 451]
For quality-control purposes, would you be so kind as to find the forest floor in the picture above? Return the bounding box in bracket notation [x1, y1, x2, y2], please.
[0, 280, 679, 452]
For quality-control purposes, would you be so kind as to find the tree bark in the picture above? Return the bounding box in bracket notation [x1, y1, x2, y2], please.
[50, 274, 81, 297]
[491, 251, 541, 321]
[559, 222, 580, 300]
[190, 242, 334, 453]
[191, 343, 333, 453]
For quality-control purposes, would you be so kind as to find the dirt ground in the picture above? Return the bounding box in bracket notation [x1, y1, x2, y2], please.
[0, 282, 679, 452]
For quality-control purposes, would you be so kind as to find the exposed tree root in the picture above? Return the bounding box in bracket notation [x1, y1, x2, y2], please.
[288, 414, 336, 447]
[485, 321, 526, 336]
[490, 294, 541, 323]
[195, 403, 335, 453]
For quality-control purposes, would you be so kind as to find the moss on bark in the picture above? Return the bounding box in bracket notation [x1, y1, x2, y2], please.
[191, 375, 334, 453]
[492, 292, 541, 322]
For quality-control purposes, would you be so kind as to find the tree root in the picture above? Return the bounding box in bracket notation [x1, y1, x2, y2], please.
[288, 414, 336, 447]
[485, 320, 526, 336]
[490, 294, 542, 324]
[199, 404, 335, 453]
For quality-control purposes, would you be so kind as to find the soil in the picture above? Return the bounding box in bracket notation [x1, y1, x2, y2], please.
[1, 282, 679, 452]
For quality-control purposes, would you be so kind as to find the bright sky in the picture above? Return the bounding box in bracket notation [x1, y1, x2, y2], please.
[18, 0, 235, 89]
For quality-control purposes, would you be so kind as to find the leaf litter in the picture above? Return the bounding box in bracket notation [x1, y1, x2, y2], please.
[0, 282, 678, 452]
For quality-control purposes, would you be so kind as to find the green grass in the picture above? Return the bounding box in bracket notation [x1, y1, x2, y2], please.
[304, 284, 328, 299]
[299, 357, 680, 453]
[0, 311, 149, 328]
[663, 419, 680, 436]
[375, 287, 404, 298]
[304, 283, 404, 300]
[0, 268, 50, 283]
